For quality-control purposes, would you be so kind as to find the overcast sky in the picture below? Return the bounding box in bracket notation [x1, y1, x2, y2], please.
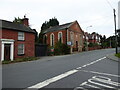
[0, 0, 119, 37]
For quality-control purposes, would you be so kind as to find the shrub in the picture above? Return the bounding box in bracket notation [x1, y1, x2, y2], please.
[54, 41, 70, 55]
[115, 53, 120, 58]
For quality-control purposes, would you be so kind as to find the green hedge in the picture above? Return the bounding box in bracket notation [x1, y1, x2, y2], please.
[2, 57, 40, 64]
[115, 53, 120, 58]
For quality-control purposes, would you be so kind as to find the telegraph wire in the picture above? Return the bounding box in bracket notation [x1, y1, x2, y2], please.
[105, 0, 114, 9]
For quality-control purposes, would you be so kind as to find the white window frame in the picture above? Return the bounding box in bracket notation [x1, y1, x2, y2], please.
[18, 32, 24, 40]
[50, 33, 54, 47]
[18, 44, 24, 55]
[58, 32, 63, 43]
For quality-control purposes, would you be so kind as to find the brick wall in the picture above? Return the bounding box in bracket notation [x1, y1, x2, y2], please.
[2, 29, 35, 59]
[45, 30, 67, 46]
[44, 21, 84, 52]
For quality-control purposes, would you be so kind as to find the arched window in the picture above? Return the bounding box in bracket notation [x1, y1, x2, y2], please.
[70, 32, 74, 45]
[58, 32, 63, 43]
[50, 33, 54, 47]
[43, 35, 47, 44]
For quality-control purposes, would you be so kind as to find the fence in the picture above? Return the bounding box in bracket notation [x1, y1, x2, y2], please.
[35, 44, 48, 57]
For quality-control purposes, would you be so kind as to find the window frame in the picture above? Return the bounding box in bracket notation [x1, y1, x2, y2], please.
[50, 33, 55, 47]
[18, 44, 24, 55]
[18, 32, 25, 41]
[58, 32, 63, 43]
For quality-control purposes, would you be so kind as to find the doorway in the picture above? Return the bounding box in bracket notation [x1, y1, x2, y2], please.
[4, 44, 11, 60]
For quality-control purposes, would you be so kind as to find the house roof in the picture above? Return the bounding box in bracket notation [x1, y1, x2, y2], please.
[0, 19, 35, 33]
[42, 21, 76, 34]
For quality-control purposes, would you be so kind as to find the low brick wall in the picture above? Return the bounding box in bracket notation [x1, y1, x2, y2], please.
[88, 46, 101, 51]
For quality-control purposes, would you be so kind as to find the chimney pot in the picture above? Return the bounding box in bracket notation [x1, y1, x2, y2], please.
[22, 16, 29, 26]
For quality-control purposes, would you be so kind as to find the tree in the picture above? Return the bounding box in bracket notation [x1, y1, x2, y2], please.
[39, 17, 59, 44]
[33, 29, 39, 43]
[13, 17, 22, 24]
[41, 17, 59, 32]
[100, 35, 107, 48]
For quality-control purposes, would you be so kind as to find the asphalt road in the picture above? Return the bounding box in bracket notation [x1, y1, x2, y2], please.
[2, 48, 119, 89]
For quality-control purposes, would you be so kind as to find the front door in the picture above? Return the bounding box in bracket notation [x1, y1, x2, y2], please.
[76, 41, 78, 51]
[4, 44, 11, 60]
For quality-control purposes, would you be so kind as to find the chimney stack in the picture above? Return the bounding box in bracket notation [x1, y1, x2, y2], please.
[22, 15, 29, 26]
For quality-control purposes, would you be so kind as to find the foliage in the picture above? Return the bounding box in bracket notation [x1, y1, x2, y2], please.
[88, 42, 99, 47]
[33, 29, 39, 43]
[41, 17, 59, 32]
[38, 32, 44, 44]
[2, 57, 40, 64]
[54, 41, 70, 55]
[39, 17, 59, 44]
[13, 17, 22, 24]
[115, 53, 120, 58]
[118, 33, 120, 47]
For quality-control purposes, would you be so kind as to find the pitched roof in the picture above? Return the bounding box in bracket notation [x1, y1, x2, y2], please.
[42, 21, 76, 34]
[0, 19, 35, 33]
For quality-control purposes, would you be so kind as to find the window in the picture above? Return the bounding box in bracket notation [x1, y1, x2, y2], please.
[18, 32, 24, 40]
[80, 35, 83, 45]
[70, 32, 74, 45]
[43, 35, 47, 44]
[58, 32, 62, 43]
[50, 33, 54, 47]
[18, 44, 24, 55]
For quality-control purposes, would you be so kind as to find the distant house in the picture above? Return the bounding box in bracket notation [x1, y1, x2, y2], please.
[84, 32, 101, 51]
[0, 17, 35, 61]
[84, 32, 101, 44]
[42, 21, 84, 53]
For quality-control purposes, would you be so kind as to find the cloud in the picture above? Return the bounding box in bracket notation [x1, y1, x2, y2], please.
[0, 0, 119, 37]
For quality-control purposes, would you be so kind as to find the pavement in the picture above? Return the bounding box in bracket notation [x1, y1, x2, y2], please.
[106, 53, 120, 62]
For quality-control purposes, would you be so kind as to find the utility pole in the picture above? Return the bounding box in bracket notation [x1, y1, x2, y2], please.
[113, 9, 118, 54]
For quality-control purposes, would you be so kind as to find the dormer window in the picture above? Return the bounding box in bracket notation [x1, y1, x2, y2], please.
[18, 32, 24, 40]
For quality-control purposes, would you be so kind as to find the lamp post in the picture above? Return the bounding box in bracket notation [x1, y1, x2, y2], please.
[86, 25, 92, 51]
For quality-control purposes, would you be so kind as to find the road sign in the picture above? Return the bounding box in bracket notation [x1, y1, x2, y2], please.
[67, 41, 72, 45]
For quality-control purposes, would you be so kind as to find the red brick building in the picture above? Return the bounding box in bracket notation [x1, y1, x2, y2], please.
[83, 32, 101, 51]
[42, 21, 84, 53]
[0, 17, 35, 61]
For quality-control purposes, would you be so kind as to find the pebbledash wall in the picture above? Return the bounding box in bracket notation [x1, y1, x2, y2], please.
[2, 29, 35, 59]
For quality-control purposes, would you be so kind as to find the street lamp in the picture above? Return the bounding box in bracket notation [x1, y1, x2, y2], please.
[86, 25, 92, 51]
[86, 25, 92, 31]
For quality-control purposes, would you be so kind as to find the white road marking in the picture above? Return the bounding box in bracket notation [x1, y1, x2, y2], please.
[28, 57, 106, 89]
[79, 70, 120, 77]
[78, 75, 119, 89]
[88, 79, 115, 88]
[76, 57, 106, 69]
[92, 76, 120, 86]
[80, 81, 100, 88]
[28, 69, 78, 88]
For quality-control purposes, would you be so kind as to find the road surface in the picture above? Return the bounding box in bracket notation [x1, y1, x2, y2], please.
[2, 48, 119, 89]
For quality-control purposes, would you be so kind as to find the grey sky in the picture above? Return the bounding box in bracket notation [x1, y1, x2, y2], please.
[0, 0, 119, 37]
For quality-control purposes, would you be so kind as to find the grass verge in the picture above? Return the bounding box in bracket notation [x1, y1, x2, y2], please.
[2, 57, 40, 64]
[115, 53, 120, 58]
